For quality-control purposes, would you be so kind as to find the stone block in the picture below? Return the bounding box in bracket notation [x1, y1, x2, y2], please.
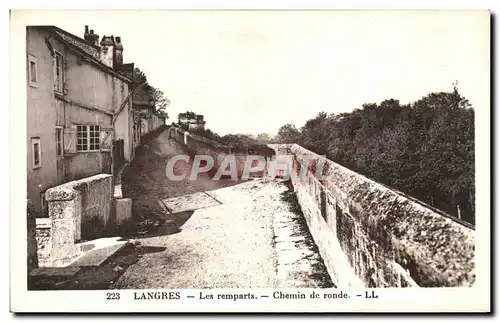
[114, 184, 123, 198]
[35, 218, 52, 267]
[48, 198, 80, 220]
[115, 198, 132, 225]
[30, 266, 81, 277]
[43, 174, 114, 267]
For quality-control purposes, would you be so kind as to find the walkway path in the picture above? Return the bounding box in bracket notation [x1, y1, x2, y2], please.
[113, 129, 333, 289]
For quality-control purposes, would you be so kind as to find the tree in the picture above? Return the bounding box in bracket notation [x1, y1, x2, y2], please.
[151, 87, 170, 119]
[219, 134, 260, 146]
[271, 84, 475, 225]
[132, 68, 170, 119]
[204, 129, 221, 141]
[156, 109, 169, 119]
[256, 133, 274, 144]
[132, 68, 147, 88]
[301, 112, 332, 155]
[178, 111, 197, 120]
[276, 124, 301, 144]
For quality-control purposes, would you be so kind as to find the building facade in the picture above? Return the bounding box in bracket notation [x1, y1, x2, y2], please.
[178, 112, 205, 132]
[130, 77, 167, 139]
[140, 110, 166, 137]
[26, 25, 136, 216]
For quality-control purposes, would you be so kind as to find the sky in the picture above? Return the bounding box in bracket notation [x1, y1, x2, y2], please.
[16, 10, 490, 135]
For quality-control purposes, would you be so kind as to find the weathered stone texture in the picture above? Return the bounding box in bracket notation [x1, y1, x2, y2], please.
[35, 218, 51, 267]
[44, 174, 113, 267]
[270, 144, 475, 288]
[115, 198, 132, 225]
[46, 173, 113, 241]
[27, 200, 39, 272]
[47, 198, 82, 267]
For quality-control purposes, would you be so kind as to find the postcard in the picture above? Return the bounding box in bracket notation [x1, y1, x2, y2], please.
[10, 9, 491, 313]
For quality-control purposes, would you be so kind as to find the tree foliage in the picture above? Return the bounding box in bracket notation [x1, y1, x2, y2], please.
[132, 67, 170, 119]
[273, 86, 475, 224]
[178, 111, 198, 120]
[151, 87, 170, 119]
[256, 133, 274, 144]
[276, 124, 301, 144]
[218, 134, 260, 146]
[198, 129, 265, 147]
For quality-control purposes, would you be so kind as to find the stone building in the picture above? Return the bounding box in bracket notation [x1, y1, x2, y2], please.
[26, 25, 138, 216]
[178, 112, 205, 132]
[132, 85, 166, 138]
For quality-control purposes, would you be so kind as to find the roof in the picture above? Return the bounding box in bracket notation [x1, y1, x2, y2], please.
[31, 25, 132, 83]
[117, 63, 134, 79]
[50, 26, 101, 59]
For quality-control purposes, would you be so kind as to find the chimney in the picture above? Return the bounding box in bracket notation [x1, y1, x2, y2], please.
[83, 25, 91, 43]
[113, 36, 123, 67]
[99, 35, 114, 68]
[90, 29, 99, 46]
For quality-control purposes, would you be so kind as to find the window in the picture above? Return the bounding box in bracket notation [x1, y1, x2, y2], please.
[77, 125, 100, 151]
[28, 54, 38, 87]
[54, 51, 64, 93]
[31, 138, 41, 169]
[55, 127, 63, 156]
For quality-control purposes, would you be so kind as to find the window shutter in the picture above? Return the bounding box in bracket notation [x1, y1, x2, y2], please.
[100, 128, 114, 151]
[63, 125, 77, 154]
[62, 55, 68, 94]
[53, 54, 57, 91]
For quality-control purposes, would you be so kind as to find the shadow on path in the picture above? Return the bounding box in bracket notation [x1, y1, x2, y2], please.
[28, 243, 167, 290]
[126, 210, 196, 239]
[122, 129, 248, 228]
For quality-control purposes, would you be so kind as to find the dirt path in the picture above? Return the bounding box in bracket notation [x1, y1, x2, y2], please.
[114, 179, 280, 288]
[121, 131, 238, 220]
[116, 130, 277, 288]
[114, 129, 332, 288]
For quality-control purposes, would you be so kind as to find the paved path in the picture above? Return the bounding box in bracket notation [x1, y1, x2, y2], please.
[114, 129, 333, 289]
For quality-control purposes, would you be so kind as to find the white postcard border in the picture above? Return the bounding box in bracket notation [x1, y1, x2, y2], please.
[9, 8, 491, 313]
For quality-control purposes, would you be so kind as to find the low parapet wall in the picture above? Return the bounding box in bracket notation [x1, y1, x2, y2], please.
[169, 127, 275, 178]
[44, 174, 113, 267]
[269, 144, 475, 287]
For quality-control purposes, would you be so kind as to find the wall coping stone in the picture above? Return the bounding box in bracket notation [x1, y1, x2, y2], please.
[45, 174, 113, 201]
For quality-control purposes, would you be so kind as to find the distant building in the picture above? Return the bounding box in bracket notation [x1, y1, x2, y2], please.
[178, 112, 205, 132]
[26, 25, 137, 216]
[118, 68, 167, 140]
[132, 88, 166, 138]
